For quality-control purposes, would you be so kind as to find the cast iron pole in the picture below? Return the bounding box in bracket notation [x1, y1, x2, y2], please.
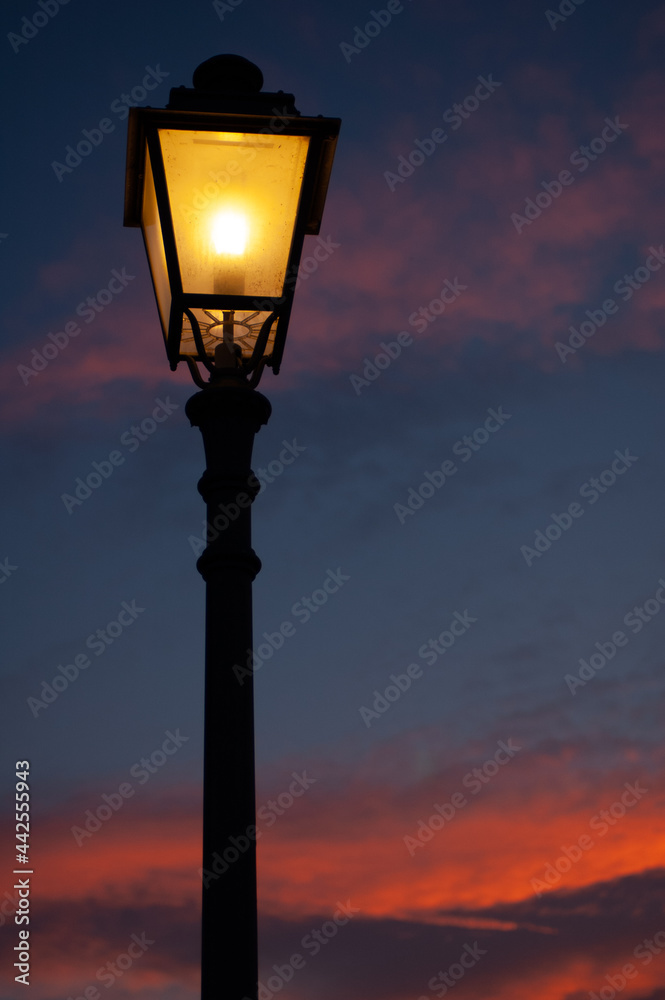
[186, 375, 271, 1000]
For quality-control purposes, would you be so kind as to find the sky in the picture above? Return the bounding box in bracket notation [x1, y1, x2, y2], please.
[1, 0, 665, 998]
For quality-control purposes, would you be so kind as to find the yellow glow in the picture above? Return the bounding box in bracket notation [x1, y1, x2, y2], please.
[158, 127, 311, 298]
[211, 211, 249, 255]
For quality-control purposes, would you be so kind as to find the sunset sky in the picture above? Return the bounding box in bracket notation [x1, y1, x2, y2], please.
[2, 0, 665, 998]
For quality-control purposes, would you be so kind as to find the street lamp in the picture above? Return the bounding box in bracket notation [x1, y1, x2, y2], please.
[123, 54, 340, 1000]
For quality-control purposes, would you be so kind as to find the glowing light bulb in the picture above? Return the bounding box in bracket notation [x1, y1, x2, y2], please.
[211, 209, 248, 297]
[212, 210, 248, 256]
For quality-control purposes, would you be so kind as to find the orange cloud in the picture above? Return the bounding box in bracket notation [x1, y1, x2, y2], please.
[2, 739, 665, 1000]
[256, 751, 663, 922]
[11, 738, 662, 927]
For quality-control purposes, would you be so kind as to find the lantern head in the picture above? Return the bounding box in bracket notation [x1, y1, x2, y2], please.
[124, 55, 340, 386]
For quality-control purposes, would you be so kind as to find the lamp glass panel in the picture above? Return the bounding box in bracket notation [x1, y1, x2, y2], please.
[142, 148, 172, 335]
[158, 128, 310, 299]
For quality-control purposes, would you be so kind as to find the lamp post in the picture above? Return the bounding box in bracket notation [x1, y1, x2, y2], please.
[123, 54, 340, 999]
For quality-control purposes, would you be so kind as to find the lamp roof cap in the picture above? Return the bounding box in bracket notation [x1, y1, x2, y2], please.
[192, 54, 264, 94]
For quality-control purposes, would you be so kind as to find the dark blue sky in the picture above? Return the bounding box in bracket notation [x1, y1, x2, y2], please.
[2, 1, 665, 998]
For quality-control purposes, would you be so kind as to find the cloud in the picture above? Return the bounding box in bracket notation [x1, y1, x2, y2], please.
[2, 733, 664, 999]
[4, 57, 665, 425]
[7, 871, 664, 1000]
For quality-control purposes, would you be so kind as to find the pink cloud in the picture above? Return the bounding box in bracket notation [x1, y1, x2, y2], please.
[3, 61, 665, 423]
